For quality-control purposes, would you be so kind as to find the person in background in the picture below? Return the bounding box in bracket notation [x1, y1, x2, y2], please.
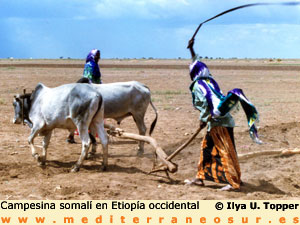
[67, 49, 101, 143]
[185, 38, 261, 191]
[82, 49, 102, 84]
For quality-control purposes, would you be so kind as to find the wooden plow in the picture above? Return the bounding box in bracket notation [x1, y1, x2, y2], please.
[106, 124, 300, 177]
[238, 148, 300, 160]
[106, 124, 203, 176]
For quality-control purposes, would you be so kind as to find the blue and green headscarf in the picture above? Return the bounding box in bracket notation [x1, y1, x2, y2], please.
[190, 60, 262, 144]
[83, 49, 101, 84]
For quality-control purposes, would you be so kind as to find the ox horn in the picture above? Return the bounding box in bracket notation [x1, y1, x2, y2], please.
[22, 89, 26, 125]
[14, 94, 20, 99]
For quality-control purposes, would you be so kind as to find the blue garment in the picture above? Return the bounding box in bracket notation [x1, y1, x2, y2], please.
[83, 49, 101, 84]
[189, 59, 262, 144]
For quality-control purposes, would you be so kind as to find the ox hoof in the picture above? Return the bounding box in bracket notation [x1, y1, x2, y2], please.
[33, 153, 40, 162]
[71, 166, 80, 173]
[86, 152, 96, 160]
[137, 150, 144, 157]
[66, 138, 76, 144]
[37, 160, 46, 167]
[36, 156, 46, 166]
[100, 165, 107, 172]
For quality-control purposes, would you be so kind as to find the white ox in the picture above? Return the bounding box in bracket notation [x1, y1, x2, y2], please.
[13, 83, 108, 172]
[71, 80, 158, 155]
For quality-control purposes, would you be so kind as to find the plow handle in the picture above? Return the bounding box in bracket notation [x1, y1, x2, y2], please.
[166, 126, 203, 161]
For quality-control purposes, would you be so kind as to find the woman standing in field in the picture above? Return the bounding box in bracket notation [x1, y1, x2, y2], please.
[68, 49, 102, 143]
[82, 49, 102, 84]
[186, 39, 261, 191]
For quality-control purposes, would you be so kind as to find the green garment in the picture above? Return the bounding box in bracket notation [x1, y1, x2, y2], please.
[190, 80, 235, 131]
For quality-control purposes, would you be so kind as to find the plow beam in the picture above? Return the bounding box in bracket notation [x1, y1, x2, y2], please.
[106, 124, 178, 173]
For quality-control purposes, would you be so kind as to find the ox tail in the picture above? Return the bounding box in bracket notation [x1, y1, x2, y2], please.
[90, 94, 104, 143]
[149, 99, 158, 136]
[94, 94, 104, 122]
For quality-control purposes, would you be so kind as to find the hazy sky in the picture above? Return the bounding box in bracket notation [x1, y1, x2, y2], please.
[1, 0, 300, 59]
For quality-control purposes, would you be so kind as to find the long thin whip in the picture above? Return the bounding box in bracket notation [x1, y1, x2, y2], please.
[189, 1, 300, 45]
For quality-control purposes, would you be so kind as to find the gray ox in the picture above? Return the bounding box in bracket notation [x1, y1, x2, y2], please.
[70, 80, 158, 155]
[13, 83, 108, 172]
